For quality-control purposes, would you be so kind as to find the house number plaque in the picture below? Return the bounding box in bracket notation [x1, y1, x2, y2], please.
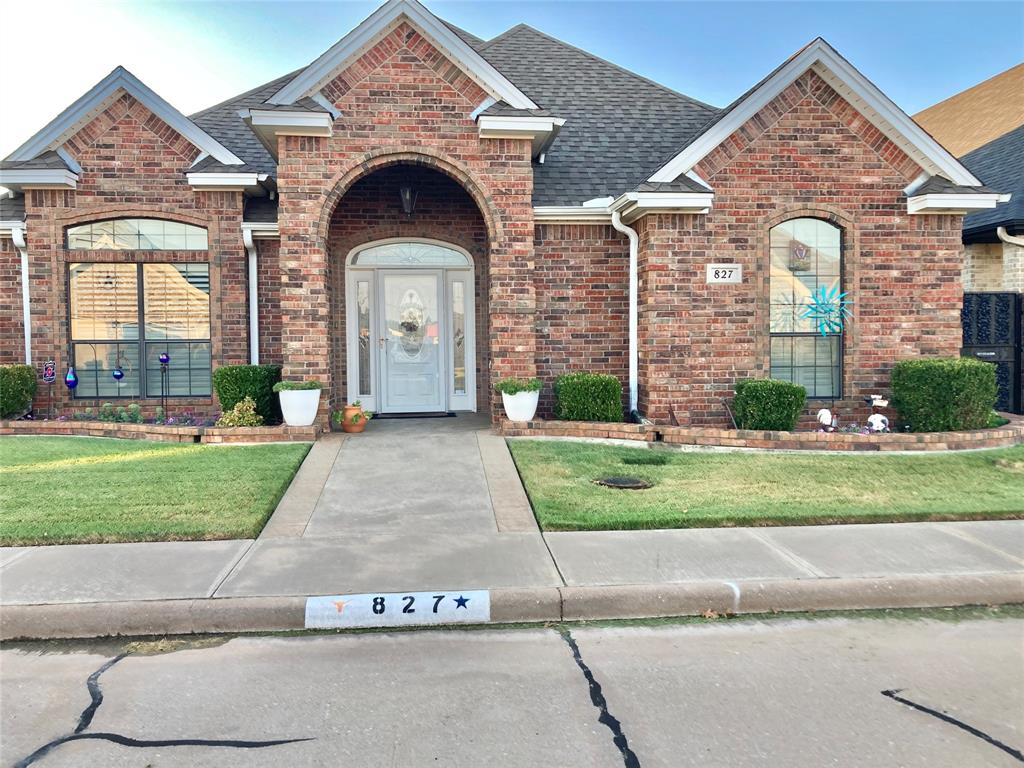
[305, 589, 490, 629]
[706, 264, 742, 284]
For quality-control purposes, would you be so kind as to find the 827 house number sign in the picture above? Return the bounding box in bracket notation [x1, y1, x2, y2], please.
[305, 589, 490, 628]
[706, 263, 742, 284]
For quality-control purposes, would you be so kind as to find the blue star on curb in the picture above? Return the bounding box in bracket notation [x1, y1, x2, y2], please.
[453, 595, 470, 609]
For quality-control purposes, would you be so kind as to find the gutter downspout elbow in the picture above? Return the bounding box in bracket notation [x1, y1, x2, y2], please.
[997, 226, 1024, 248]
[611, 210, 641, 421]
[12, 225, 31, 365]
[242, 227, 260, 365]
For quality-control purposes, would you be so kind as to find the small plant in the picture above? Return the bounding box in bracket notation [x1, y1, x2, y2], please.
[733, 379, 807, 431]
[333, 401, 373, 433]
[988, 411, 1010, 428]
[154, 406, 165, 424]
[0, 364, 36, 418]
[126, 403, 143, 423]
[213, 364, 283, 424]
[215, 396, 264, 427]
[494, 377, 542, 396]
[554, 372, 622, 422]
[98, 402, 116, 422]
[891, 357, 997, 432]
[272, 380, 324, 392]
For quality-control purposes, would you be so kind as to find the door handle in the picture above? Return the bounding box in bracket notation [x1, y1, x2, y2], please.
[379, 337, 388, 348]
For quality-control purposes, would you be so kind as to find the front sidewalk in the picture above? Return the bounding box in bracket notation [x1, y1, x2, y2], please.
[2, 416, 1022, 639]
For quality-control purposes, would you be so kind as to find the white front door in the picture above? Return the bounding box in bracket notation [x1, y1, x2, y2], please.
[378, 270, 445, 413]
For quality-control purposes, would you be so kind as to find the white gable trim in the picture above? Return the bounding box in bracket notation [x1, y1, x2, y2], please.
[648, 39, 981, 187]
[907, 191, 1010, 215]
[477, 115, 565, 157]
[7, 67, 244, 166]
[0, 169, 79, 191]
[268, 0, 537, 110]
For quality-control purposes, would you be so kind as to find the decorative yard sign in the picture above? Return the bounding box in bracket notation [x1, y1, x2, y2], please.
[305, 589, 490, 629]
[42, 361, 56, 384]
[705, 264, 742, 284]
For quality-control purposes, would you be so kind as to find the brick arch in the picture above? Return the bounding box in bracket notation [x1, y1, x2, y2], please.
[53, 204, 213, 230]
[316, 148, 500, 247]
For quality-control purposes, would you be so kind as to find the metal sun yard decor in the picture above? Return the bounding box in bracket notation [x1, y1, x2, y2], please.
[801, 285, 852, 337]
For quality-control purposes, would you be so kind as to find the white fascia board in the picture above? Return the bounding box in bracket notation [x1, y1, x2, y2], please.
[907, 192, 1011, 215]
[478, 116, 566, 157]
[8, 66, 244, 166]
[0, 220, 25, 236]
[268, 0, 537, 110]
[241, 221, 280, 237]
[187, 172, 265, 190]
[611, 191, 714, 224]
[649, 39, 981, 187]
[246, 110, 335, 132]
[0, 169, 79, 190]
[534, 206, 612, 224]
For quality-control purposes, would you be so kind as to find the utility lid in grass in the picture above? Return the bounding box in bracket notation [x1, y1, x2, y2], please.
[594, 476, 653, 490]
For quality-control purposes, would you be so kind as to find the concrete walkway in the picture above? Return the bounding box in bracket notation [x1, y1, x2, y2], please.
[2, 415, 1022, 637]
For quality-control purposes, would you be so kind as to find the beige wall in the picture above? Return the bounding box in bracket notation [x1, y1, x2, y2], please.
[964, 241, 1024, 293]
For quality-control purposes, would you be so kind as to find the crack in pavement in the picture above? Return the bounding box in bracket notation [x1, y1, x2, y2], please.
[560, 629, 641, 768]
[15, 652, 314, 767]
[881, 689, 1024, 764]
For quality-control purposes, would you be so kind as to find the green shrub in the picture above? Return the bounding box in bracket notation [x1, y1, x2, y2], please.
[733, 379, 807, 431]
[98, 402, 116, 422]
[215, 396, 264, 427]
[213, 364, 282, 423]
[554, 372, 623, 422]
[891, 357, 997, 432]
[494, 377, 542, 395]
[272, 380, 323, 392]
[126, 403, 143, 423]
[0, 364, 36, 418]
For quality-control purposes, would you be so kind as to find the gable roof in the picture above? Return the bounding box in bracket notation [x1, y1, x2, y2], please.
[476, 24, 719, 206]
[960, 124, 1024, 240]
[267, 0, 538, 110]
[647, 38, 982, 188]
[6, 67, 244, 166]
[914, 64, 1024, 157]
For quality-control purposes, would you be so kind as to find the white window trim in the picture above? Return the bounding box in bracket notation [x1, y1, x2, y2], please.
[648, 39, 982, 188]
[268, 0, 537, 110]
[7, 66, 243, 166]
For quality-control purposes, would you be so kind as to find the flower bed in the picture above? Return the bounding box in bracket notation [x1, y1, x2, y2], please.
[500, 415, 1024, 452]
[0, 419, 319, 444]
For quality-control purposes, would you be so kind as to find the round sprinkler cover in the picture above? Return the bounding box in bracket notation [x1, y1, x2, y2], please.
[594, 476, 653, 490]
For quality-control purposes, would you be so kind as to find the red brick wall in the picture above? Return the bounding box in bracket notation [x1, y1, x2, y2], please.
[326, 164, 489, 411]
[534, 224, 629, 416]
[0, 237, 23, 364]
[638, 70, 964, 425]
[256, 237, 282, 365]
[275, 21, 535, 423]
[21, 91, 246, 416]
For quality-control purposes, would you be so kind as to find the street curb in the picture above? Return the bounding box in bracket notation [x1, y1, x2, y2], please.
[2, 574, 1021, 640]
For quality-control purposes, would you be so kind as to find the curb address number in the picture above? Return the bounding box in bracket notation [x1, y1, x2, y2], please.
[305, 589, 490, 628]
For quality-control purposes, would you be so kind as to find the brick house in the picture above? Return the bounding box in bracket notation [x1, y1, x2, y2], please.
[0, 0, 1011, 426]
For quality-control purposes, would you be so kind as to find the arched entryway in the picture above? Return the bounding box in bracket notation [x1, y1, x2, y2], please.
[325, 162, 490, 415]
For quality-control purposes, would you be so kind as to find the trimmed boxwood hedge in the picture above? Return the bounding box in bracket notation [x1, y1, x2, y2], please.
[891, 357, 996, 432]
[0, 364, 37, 418]
[554, 372, 623, 422]
[212, 364, 282, 424]
[733, 378, 807, 431]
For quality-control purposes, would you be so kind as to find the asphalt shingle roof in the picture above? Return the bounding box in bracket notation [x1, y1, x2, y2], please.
[0, 150, 71, 171]
[959, 124, 1024, 240]
[909, 175, 1001, 196]
[0, 195, 26, 221]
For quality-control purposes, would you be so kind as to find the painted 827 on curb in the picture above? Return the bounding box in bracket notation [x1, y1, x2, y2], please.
[305, 589, 490, 628]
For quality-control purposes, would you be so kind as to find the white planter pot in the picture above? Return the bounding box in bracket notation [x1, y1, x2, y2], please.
[502, 390, 539, 422]
[279, 389, 321, 426]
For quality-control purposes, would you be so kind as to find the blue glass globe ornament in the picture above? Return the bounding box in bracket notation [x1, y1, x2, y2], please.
[158, 352, 171, 365]
[64, 367, 79, 390]
[112, 367, 125, 381]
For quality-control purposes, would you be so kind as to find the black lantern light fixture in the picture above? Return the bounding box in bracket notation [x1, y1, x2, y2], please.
[399, 184, 417, 217]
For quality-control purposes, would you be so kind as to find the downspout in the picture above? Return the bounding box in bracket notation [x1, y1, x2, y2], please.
[610, 210, 641, 421]
[997, 226, 1024, 247]
[242, 227, 260, 365]
[12, 225, 31, 364]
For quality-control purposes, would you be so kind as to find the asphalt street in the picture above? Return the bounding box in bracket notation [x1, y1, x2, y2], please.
[1, 609, 1022, 767]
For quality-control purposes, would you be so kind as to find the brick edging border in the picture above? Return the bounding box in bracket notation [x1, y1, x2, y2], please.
[500, 415, 1024, 452]
[0, 419, 320, 444]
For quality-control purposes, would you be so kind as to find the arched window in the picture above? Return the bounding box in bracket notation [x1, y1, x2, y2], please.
[349, 240, 471, 267]
[769, 218, 842, 399]
[67, 219, 208, 250]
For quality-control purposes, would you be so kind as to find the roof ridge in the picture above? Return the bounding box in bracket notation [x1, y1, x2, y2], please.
[481, 23, 718, 112]
[189, 69, 303, 120]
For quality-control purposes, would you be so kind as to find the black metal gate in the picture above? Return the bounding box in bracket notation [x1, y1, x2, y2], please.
[961, 292, 1023, 414]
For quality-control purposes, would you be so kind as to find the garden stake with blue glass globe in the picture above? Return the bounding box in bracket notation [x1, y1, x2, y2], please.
[64, 366, 78, 416]
[801, 285, 852, 421]
[158, 352, 170, 417]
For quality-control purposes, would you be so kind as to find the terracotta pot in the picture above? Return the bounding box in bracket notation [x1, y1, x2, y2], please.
[339, 405, 369, 433]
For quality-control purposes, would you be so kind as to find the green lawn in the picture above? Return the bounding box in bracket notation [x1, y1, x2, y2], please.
[0, 437, 311, 546]
[508, 440, 1024, 531]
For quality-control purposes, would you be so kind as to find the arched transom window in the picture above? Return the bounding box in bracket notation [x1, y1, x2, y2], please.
[67, 219, 208, 250]
[769, 217, 842, 399]
[349, 240, 471, 267]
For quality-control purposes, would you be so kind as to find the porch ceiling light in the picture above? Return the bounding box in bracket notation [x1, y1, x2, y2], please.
[400, 185, 418, 217]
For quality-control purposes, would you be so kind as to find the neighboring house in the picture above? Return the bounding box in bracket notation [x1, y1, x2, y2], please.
[0, 0, 1011, 426]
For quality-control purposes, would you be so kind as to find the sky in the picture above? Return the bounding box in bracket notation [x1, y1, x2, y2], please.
[0, 0, 1021, 158]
